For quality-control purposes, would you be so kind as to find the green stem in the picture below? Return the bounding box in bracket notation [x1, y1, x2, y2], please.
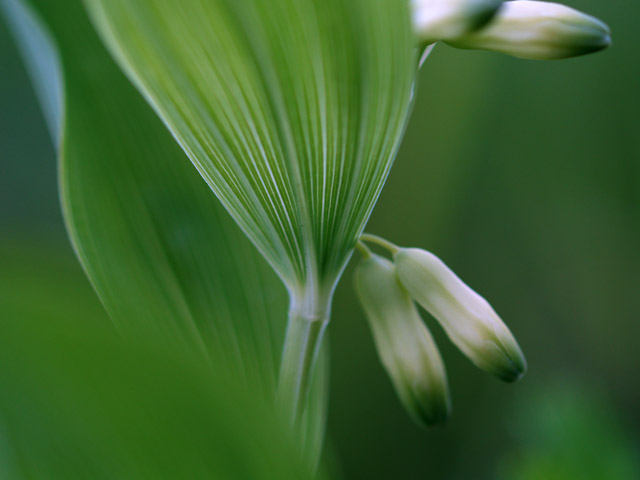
[278, 286, 331, 425]
[355, 241, 373, 258]
[360, 233, 401, 254]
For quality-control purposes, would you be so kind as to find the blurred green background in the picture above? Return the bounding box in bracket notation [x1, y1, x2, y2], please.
[1, 0, 639, 478]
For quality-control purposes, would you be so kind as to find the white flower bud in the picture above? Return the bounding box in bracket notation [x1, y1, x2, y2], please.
[355, 254, 451, 427]
[445, 1, 611, 60]
[412, 0, 504, 44]
[394, 248, 526, 382]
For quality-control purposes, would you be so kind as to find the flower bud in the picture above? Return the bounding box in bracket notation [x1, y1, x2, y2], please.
[445, 1, 611, 60]
[412, 0, 504, 44]
[394, 248, 526, 382]
[355, 254, 451, 427]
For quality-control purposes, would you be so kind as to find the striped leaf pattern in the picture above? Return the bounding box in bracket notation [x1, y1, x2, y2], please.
[85, 0, 417, 297]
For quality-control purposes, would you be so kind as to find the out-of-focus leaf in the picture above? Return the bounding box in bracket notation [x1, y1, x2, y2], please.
[2, 0, 289, 393]
[85, 0, 417, 298]
[0, 269, 317, 479]
[2, 0, 329, 463]
[0, 0, 61, 143]
[0, 238, 109, 325]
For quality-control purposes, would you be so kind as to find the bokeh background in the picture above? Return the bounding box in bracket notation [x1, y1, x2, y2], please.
[2, 0, 638, 478]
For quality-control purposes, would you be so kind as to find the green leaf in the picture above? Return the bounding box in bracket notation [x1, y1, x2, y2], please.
[84, 0, 417, 298]
[0, 238, 110, 328]
[0, 288, 317, 479]
[0, 0, 62, 144]
[3, 0, 329, 463]
[3, 0, 289, 393]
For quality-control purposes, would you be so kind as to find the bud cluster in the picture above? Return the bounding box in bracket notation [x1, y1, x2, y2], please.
[354, 234, 526, 427]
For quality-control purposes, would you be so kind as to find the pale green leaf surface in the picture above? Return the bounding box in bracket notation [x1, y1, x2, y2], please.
[85, 0, 417, 296]
[2, 0, 290, 395]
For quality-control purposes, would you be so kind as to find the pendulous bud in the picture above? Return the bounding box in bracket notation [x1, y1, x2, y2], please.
[394, 248, 526, 382]
[445, 0, 611, 60]
[355, 253, 451, 427]
[412, 0, 504, 44]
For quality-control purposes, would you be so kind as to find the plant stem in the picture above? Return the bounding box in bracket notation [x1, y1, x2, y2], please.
[278, 286, 331, 426]
[360, 233, 400, 254]
[355, 241, 373, 258]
